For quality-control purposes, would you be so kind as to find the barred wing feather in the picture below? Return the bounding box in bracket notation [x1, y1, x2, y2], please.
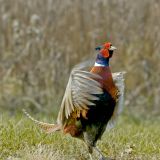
[57, 69, 103, 125]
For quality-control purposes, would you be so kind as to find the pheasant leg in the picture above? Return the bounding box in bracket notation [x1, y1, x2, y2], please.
[89, 153, 93, 160]
[94, 147, 106, 160]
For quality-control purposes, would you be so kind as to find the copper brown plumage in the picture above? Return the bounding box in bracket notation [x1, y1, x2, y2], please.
[23, 42, 125, 160]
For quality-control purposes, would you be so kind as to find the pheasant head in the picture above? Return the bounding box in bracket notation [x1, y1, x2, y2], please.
[95, 42, 117, 58]
[95, 42, 117, 67]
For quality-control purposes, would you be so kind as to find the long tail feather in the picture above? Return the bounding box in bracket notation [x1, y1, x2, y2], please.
[22, 109, 61, 134]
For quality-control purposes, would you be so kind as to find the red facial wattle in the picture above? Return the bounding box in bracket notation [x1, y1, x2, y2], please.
[103, 42, 112, 49]
[99, 42, 111, 58]
[100, 48, 109, 58]
[96, 42, 116, 58]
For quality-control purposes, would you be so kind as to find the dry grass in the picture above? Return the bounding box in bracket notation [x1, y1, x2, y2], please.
[0, 0, 160, 113]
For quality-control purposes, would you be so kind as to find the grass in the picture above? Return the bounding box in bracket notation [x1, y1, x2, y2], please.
[0, 111, 160, 160]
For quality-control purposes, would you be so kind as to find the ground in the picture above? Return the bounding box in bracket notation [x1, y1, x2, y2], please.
[0, 111, 160, 160]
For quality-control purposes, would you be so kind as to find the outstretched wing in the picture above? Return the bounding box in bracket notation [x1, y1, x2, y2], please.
[57, 68, 103, 125]
[107, 71, 126, 128]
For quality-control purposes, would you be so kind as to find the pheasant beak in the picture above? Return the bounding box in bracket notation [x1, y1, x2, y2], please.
[109, 46, 117, 51]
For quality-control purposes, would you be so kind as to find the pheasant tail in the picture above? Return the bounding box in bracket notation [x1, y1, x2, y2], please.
[23, 109, 61, 134]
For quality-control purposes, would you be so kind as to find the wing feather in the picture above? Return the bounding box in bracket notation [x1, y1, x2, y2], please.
[57, 66, 103, 125]
[107, 71, 126, 128]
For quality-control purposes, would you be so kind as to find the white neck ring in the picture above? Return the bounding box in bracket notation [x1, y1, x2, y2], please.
[94, 62, 106, 67]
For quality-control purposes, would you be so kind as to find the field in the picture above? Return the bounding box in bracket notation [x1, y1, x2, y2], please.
[0, 0, 160, 160]
[0, 111, 160, 160]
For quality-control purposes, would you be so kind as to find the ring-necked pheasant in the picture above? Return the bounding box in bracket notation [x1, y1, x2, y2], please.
[23, 42, 125, 160]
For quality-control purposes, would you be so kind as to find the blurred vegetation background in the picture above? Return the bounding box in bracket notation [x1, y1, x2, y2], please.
[0, 0, 159, 116]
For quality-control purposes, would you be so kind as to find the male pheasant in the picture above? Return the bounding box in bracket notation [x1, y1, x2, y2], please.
[23, 42, 125, 160]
